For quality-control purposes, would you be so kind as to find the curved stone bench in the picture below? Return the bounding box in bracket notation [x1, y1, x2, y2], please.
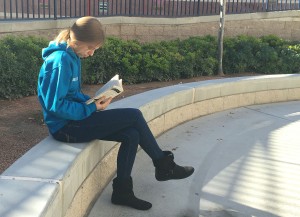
[1, 74, 300, 217]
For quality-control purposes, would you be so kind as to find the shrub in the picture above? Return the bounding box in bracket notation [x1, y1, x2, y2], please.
[277, 45, 300, 74]
[175, 36, 218, 77]
[223, 35, 260, 73]
[82, 37, 144, 84]
[254, 43, 280, 74]
[0, 35, 48, 99]
[1, 34, 300, 99]
[140, 42, 171, 82]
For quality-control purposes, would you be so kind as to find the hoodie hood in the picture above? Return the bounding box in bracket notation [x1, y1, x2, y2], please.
[42, 41, 78, 60]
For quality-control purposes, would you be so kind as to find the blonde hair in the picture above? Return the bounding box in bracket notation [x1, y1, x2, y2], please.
[55, 16, 105, 46]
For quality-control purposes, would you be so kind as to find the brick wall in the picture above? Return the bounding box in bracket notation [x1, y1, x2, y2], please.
[1, 11, 300, 42]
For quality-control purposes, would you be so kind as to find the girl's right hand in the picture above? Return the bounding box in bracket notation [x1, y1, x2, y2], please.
[95, 96, 112, 111]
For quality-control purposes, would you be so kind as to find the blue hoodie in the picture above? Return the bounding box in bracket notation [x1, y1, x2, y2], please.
[38, 41, 96, 134]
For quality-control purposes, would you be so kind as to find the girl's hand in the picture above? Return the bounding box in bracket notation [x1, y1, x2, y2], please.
[95, 96, 112, 111]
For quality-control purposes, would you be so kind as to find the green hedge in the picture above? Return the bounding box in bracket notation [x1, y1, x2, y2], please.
[81, 35, 219, 84]
[223, 35, 300, 74]
[0, 35, 48, 99]
[1, 34, 300, 99]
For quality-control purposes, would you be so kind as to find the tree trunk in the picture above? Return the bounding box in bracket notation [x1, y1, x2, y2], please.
[217, 0, 226, 76]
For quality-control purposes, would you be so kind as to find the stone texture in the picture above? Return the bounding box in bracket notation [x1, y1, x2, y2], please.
[223, 95, 240, 110]
[120, 25, 136, 36]
[148, 115, 165, 137]
[239, 93, 256, 107]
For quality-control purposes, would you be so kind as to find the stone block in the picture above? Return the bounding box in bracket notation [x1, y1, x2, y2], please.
[192, 101, 209, 118]
[121, 25, 136, 36]
[140, 98, 165, 122]
[225, 27, 246, 36]
[148, 115, 165, 137]
[223, 95, 240, 110]
[207, 98, 224, 115]
[0, 179, 60, 217]
[66, 146, 119, 217]
[255, 91, 272, 104]
[291, 28, 300, 40]
[239, 93, 256, 107]
[177, 24, 198, 36]
[163, 89, 194, 113]
[220, 79, 255, 96]
[269, 89, 288, 102]
[163, 25, 178, 36]
[135, 25, 150, 35]
[64, 189, 83, 217]
[194, 83, 221, 102]
[164, 105, 194, 132]
[288, 88, 300, 101]
[267, 20, 286, 30]
[146, 25, 164, 36]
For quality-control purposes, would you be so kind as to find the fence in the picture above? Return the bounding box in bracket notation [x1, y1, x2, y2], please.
[0, 0, 299, 20]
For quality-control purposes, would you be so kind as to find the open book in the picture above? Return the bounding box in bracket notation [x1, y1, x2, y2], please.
[86, 74, 123, 105]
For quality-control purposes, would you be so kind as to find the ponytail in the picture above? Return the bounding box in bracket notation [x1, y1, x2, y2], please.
[55, 28, 71, 44]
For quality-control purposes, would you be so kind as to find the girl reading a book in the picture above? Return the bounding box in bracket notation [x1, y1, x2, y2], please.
[37, 16, 194, 211]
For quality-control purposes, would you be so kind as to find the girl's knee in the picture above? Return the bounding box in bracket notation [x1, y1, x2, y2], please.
[135, 109, 144, 120]
[130, 108, 142, 115]
[125, 108, 144, 120]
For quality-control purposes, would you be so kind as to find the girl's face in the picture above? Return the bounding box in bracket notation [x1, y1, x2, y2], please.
[70, 41, 101, 58]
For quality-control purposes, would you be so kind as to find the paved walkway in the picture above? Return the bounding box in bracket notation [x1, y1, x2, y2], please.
[88, 101, 300, 217]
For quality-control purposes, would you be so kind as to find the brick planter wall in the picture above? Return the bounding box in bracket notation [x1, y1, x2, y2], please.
[1, 11, 300, 42]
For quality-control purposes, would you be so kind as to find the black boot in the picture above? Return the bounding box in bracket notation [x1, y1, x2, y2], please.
[153, 151, 194, 181]
[111, 177, 152, 210]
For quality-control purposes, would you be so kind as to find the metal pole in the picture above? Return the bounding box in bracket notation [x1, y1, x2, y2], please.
[217, 0, 226, 76]
[54, 0, 57, 19]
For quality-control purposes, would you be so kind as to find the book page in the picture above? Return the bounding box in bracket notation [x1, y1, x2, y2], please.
[85, 74, 123, 105]
[94, 75, 122, 97]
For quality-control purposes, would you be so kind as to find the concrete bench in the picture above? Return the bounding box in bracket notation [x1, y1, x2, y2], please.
[1, 74, 300, 217]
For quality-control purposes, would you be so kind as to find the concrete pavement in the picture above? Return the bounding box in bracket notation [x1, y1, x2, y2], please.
[88, 101, 300, 217]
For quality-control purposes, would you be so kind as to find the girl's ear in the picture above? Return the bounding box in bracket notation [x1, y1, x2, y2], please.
[68, 40, 79, 49]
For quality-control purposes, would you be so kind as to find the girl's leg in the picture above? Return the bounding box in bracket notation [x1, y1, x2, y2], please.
[52, 108, 154, 210]
[103, 127, 139, 180]
[52, 107, 193, 210]
[53, 108, 164, 161]
[53, 108, 193, 183]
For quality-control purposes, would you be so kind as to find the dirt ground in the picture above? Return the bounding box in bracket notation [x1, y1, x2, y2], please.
[0, 73, 257, 173]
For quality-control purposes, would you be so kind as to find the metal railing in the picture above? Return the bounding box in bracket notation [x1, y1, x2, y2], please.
[1, 0, 299, 20]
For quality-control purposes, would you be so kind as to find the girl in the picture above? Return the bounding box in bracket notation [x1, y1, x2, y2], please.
[38, 16, 194, 211]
